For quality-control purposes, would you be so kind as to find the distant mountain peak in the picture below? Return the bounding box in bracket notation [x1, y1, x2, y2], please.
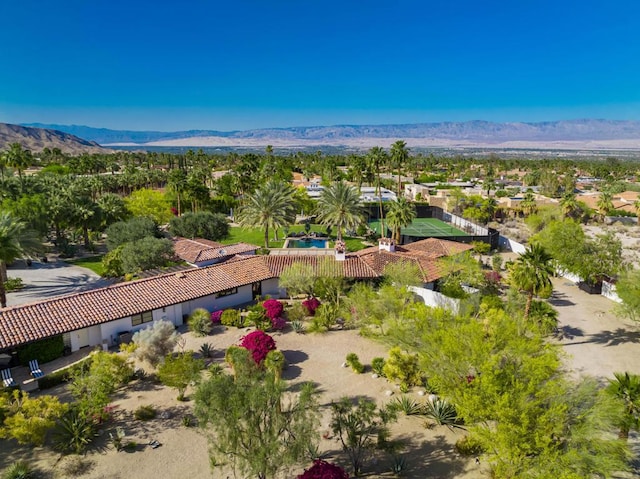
[0, 123, 106, 154]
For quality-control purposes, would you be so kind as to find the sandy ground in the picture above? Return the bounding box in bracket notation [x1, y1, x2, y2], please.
[0, 328, 481, 479]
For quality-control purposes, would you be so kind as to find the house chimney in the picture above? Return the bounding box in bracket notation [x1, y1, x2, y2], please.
[335, 240, 346, 261]
[378, 238, 396, 252]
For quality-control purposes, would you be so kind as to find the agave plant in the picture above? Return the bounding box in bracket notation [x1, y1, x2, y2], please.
[2, 460, 34, 479]
[390, 455, 407, 476]
[199, 342, 214, 358]
[53, 409, 96, 454]
[391, 395, 424, 416]
[291, 320, 305, 334]
[423, 398, 464, 430]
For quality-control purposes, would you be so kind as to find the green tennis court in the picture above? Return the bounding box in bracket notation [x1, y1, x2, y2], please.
[369, 218, 470, 238]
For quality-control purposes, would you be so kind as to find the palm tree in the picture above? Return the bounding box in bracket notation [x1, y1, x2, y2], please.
[560, 192, 578, 218]
[0, 212, 41, 307]
[635, 198, 640, 220]
[367, 147, 388, 236]
[236, 181, 296, 249]
[4, 143, 31, 188]
[316, 182, 364, 242]
[520, 191, 538, 217]
[597, 191, 614, 220]
[386, 198, 416, 243]
[606, 372, 640, 440]
[390, 140, 409, 197]
[508, 244, 554, 320]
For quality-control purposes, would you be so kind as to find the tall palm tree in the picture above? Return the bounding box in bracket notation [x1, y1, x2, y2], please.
[508, 244, 554, 320]
[4, 143, 31, 188]
[236, 181, 296, 249]
[367, 147, 388, 236]
[316, 182, 364, 242]
[390, 140, 409, 197]
[0, 212, 41, 307]
[386, 198, 416, 243]
[560, 192, 578, 218]
[520, 191, 538, 217]
[606, 372, 640, 440]
[597, 191, 614, 220]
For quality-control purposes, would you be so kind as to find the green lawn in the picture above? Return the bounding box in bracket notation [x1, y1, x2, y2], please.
[223, 225, 368, 252]
[66, 255, 106, 276]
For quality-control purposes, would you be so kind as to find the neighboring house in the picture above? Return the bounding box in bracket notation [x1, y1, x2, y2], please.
[359, 186, 397, 203]
[0, 238, 473, 355]
[173, 238, 258, 267]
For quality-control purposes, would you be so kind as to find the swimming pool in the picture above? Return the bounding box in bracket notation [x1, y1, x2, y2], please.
[285, 237, 329, 249]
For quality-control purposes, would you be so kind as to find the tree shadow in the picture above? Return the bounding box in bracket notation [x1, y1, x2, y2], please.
[15, 275, 114, 299]
[548, 291, 575, 307]
[282, 349, 309, 364]
[564, 328, 640, 347]
[282, 364, 303, 380]
[553, 325, 585, 340]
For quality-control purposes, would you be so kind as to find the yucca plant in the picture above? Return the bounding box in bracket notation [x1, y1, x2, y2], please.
[1, 460, 34, 479]
[390, 455, 407, 476]
[391, 396, 424, 416]
[423, 398, 464, 430]
[199, 342, 214, 358]
[53, 409, 96, 454]
[291, 320, 305, 334]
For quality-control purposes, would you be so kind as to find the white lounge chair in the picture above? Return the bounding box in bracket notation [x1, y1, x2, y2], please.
[28, 360, 44, 378]
[1, 368, 16, 387]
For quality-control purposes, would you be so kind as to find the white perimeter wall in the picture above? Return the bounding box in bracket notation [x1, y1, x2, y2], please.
[409, 286, 460, 315]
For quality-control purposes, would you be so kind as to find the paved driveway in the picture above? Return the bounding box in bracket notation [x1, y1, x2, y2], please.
[5, 258, 114, 307]
[550, 277, 640, 380]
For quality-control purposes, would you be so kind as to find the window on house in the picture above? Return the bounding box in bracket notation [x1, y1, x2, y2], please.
[131, 311, 153, 326]
[217, 287, 238, 297]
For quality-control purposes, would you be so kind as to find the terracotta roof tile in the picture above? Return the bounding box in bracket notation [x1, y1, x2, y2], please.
[173, 238, 257, 263]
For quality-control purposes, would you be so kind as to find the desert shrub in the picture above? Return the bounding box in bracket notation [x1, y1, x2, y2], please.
[383, 347, 422, 389]
[264, 350, 286, 380]
[189, 308, 212, 337]
[17, 334, 64, 365]
[224, 345, 255, 377]
[134, 404, 156, 421]
[297, 459, 349, 479]
[131, 320, 179, 367]
[157, 352, 204, 400]
[240, 330, 276, 365]
[391, 396, 424, 416]
[302, 297, 321, 316]
[55, 455, 94, 477]
[52, 408, 95, 454]
[371, 357, 386, 376]
[3, 277, 24, 292]
[247, 308, 271, 331]
[287, 302, 307, 322]
[220, 309, 243, 328]
[210, 310, 223, 324]
[345, 353, 364, 374]
[271, 316, 287, 331]
[37, 355, 93, 390]
[262, 299, 284, 320]
[1, 460, 35, 479]
[455, 435, 484, 456]
[0, 390, 68, 445]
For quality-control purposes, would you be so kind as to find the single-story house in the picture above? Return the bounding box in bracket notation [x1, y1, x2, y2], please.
[0, 238, 473, 355]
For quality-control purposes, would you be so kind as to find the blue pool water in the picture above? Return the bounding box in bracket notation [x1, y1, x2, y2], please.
[286, 238, 328, 248]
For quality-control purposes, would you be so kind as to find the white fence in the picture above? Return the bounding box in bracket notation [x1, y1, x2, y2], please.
[602, 280, 622, 303]
[442, 211, 489, 236]
[498, 236, 527, 254]
[409, 286, 461, 315]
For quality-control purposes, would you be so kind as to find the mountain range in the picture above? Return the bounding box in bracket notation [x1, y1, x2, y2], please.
[22, 120, 640, 150]
[0, 123, 106, 154]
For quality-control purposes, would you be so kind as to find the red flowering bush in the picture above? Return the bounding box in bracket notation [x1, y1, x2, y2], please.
[297, 460, 349, 479]
[271, 316, 287, 331]
[210, 310, 223, 324]
[262, 299, 284, 320]
[302, 297, 321, 316]
[484, 270, 502, 285]
[240, 330, 276, 364]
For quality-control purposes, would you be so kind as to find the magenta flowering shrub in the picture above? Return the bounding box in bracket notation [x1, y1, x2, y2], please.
[484, 270, 502, 285]
[297, 460, 349, 479]
[262, 299, 284, 320]
[210, 310, 223, 324]
[240, 330, 276, 364]
[271, 316, 287, 331]
[302, 297, 321, 316]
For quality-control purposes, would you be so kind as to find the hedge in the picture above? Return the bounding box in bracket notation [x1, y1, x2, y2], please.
[37, 355, 93, 390]
[17, 335, 65, 366]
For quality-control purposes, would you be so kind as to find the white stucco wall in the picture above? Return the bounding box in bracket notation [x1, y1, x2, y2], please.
[261, 278, 284, 298]
[69, 325, 101, 351]
[409, 286, 461, 315]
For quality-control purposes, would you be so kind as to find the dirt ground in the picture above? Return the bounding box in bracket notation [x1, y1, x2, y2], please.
[0, 328, 481, 479]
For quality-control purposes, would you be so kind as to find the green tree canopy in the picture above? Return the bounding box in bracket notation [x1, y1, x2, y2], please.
[168, 211, 230, 241]
[316, 181, 364, 242]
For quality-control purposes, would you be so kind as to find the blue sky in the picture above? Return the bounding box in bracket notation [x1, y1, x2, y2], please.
[1, 0, 639, 131]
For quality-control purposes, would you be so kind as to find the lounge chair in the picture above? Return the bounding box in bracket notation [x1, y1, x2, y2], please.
[28, 360, 44, 378]
[1, 368, 16, 387]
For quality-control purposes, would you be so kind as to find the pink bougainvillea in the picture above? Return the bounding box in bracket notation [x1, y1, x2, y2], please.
[302, 297, 321, 316]
[210, 310, 223, 324]
[240, 330, 276, 364]
[297, 460, 349, 479]
[271, 316, 287, 331]
[262, 299, 284, 320]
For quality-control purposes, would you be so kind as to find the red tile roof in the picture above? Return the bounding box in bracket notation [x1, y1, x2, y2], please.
[173, 238, 257, 263]
[0, 237, 473, 350]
